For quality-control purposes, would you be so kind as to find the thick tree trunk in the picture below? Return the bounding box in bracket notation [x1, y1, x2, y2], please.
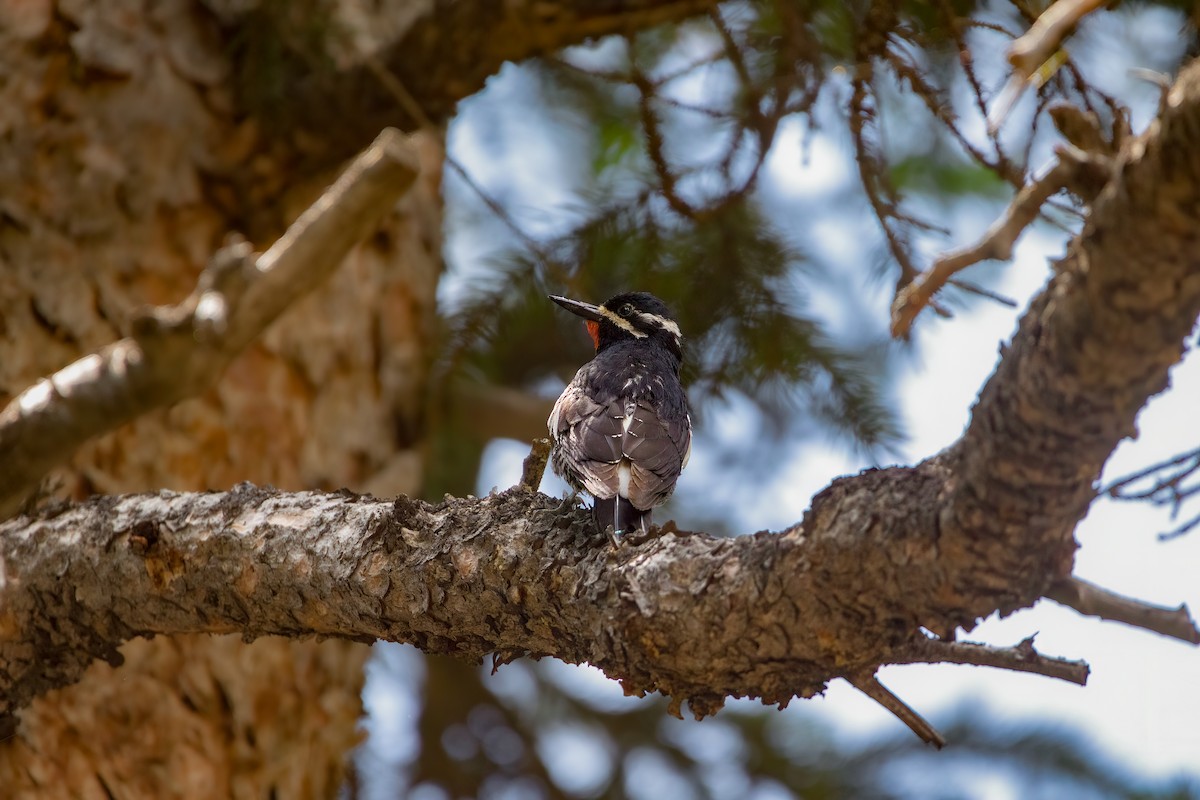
[5, 44, 1200, 772]
[4, 0, 1200, 793]
[0, 3, 442, 797]
[0, 1, 713, 794]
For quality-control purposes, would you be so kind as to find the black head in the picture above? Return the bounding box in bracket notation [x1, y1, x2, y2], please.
[550, 291, 683, 361]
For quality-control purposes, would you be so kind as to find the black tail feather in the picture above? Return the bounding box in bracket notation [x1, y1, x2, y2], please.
[592, 497, 651, 536]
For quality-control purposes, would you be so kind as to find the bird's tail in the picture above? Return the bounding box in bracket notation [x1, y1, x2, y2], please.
[593, 497, 651, 538]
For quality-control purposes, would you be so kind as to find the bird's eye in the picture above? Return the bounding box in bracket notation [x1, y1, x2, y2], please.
[619, 303, 634, 317]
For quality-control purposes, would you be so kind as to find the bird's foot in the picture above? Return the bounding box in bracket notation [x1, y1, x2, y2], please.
[622, 524, 658, 546]
[604, 526, 623, 548]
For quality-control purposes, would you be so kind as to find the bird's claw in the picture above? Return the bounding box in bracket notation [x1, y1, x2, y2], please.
[605, 526, 623, 548]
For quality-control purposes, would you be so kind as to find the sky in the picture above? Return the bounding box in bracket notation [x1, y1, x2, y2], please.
[362, 6, 1200, 794]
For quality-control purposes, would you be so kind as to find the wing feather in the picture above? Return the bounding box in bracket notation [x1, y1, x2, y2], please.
[548, 381, 624, 499]
[549, 361, 691, 510]
[621, 399, 691, 509]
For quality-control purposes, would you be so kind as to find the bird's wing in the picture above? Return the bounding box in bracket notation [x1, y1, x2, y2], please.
[548, 382, 624, 499]
[550, 378, 691, 508]
[620, 398, 691, 510]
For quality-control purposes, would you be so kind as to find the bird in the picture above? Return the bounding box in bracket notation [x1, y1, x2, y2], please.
[547, 291, 692, 541]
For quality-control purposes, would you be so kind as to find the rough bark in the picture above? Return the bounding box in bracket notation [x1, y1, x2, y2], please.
[8, 635, 366, 799]
[5, 54, 1199, 740]
[0, 128, 421, 520]
[2, 0, 1199, 792]
[1, 0, 728, 793]
[0, 2, 443, 797]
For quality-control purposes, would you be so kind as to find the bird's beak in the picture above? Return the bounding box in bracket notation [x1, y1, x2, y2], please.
[549, 295, 603, 322]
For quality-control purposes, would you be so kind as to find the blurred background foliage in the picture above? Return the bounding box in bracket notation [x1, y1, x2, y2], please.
[355, 651, 1200, 800]
[323, 0, 1200, 796]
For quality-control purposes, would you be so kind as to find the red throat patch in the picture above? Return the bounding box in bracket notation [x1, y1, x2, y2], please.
[585, 320, 601, 351]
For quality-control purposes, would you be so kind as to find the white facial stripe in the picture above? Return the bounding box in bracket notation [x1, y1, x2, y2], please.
[635, 312, 682, 342]
[643, 311, 681, 338]
[597, 306, 647, 338]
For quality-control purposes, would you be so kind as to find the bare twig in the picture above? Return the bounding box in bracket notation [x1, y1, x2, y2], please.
[846, 1, 949, 302]
[894, 635, 1090, 685]
[549, 56, 630, 84]
[366, 55, 573, 287]
[552, 50, 725, 88]
[520, 438, 554, 492]
[1008, 0, 1107, 78]
[936, 0, 1013, 174]
[364, 55, 438, 132]
[655, 96, 735, 119]
[847, 673, 946, 749]
[554, 16, 793, 224]
[708, 7, 795, 207]
[653, 50, 726, 86]
[445, 158, 565, 279]
[1104, 447, 1200, 540]
[890, 158, 1075, 338]
[1159, 513, 1200, 541]
[0, 130, 420, 519]
[885, 44, 1004, 181]
[708, 6, 766, 187]
[1105, 447, 1200, 500]
[989, 0, 1108, 131]
[708, 7, 752, 90]
[632, 60, 697, 219]
[850, 67, 919, 288]
[947, 279, 1019, 308]
[1045, 577, 1200, 644]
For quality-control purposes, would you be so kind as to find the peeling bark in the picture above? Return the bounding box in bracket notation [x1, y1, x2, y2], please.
[0, 128, 420, 519]
[2, 0, 1200, 788]
[0, 2, 444, 795]
[5, 56, 1200, 738]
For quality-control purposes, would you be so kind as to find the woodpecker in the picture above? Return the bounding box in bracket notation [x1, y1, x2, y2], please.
[547, 291, 692, 540]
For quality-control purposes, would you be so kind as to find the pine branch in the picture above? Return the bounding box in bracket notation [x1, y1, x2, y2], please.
[278, 0, 725, 162]
[848, 674, 946, 749]
[0, 130, 420, 519]
[891, 157, 1076, 338]
[4, 23, 1200, 752]
[1045, 577, 1200, 644]
[893, 635, 1091, 685]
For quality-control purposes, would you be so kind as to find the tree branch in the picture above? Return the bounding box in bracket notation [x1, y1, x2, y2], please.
[1007, 0, 1107, 82]
[890, 158, 1075, 338]
[4, 35, 1200, 748]
[847, 674, 946, 749]
[988, 0, 1107, 132]
[276, 0, 723, 162]
[1045, 577, 1200, 644]
[0, 129, 420, 519]
[520, 439, 554, 492]
[1104, 446, 1200, 540]
[893, 635, 1090, 686]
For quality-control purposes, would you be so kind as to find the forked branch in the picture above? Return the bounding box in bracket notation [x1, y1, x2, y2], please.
[891, 158, 1075, 338]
